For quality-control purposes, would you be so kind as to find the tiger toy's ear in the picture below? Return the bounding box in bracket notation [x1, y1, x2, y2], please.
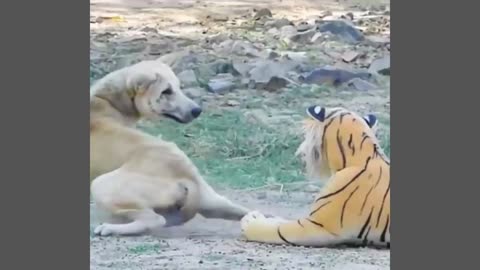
[306, 105, 326, 122]
[363, 114, 378, 129]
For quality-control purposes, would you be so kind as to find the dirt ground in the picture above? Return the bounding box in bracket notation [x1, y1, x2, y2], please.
[90, 0, 390, 269]
[90, 189, 390, 270]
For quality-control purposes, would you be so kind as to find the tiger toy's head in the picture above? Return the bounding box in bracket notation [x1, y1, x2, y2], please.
[295, 105, 388, 182]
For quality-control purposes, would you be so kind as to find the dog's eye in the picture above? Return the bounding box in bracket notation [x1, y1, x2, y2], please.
[162, 88, 173, 95]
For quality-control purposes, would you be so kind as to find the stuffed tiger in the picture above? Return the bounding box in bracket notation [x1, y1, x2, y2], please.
[241, 105, 390, 248]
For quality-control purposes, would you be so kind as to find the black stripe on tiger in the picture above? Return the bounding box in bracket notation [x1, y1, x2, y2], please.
[347, 133, 355, 155]
[336, 130, 346, 169]
[360, 135, 370, 150]
[339, 112, 349, 123]
[376, 182, 390, 228]
[362, 226, 371, 245]
[360, 166, 383, 215]
[297, 220, 304, 227]
[306, 218, 339, 236]
[380, 215, 389, 242]
[325, 109, 341, 119]
[310, 200, 332, 216]
[315, 157, 371, 202]
[358, 207, 374, 239]
[340, 186, 360, 227]
[277, 227, 297, 246]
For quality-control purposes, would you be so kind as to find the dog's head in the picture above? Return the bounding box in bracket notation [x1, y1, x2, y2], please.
[93, 60, 202, 124]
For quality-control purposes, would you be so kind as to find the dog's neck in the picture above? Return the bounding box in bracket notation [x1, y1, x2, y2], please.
[90, 96, 139, 127]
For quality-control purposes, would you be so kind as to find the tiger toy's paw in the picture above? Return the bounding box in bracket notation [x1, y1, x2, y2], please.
[241, 210, 288, 233]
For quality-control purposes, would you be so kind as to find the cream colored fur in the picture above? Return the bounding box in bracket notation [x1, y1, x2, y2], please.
[90, 59, 250, 236]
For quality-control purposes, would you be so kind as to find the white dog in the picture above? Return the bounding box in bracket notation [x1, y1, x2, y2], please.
[90, 59, 250, 236]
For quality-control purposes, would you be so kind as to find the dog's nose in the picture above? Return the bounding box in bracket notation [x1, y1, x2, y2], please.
[191, 107, 202, 118]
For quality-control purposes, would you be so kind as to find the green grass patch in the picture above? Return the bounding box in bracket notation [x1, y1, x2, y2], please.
[128, 243, 163, 254]
[140, 110, 304, 189]
[140, 108, 390, 189]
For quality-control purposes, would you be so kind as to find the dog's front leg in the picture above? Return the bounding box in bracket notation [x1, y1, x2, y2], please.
[197, 185, 250, 220]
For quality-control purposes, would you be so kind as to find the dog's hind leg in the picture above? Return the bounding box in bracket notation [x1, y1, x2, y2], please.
[94, 209, 166, 236]
[197, 184, 250, 221]
[91, 169, 190, 236]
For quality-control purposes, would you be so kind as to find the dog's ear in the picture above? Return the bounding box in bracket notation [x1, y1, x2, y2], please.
[126, 72, 160, 91]
[155, 50, 189, 68]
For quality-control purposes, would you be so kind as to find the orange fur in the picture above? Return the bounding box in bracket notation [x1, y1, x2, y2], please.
[241, 106, 390, 248]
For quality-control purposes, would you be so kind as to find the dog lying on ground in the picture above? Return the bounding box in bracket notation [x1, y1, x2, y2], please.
[90, 59, 251, 236]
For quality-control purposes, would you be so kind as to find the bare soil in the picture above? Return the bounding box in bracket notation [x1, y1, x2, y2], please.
[90, 189, 390, 270]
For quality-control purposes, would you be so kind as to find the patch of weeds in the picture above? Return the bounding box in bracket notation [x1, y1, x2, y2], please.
[140, 110, 304, 188]
[128, 244, 163, 254]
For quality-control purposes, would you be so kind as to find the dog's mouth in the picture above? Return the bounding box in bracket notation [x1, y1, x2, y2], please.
[162, 113, 190, 124]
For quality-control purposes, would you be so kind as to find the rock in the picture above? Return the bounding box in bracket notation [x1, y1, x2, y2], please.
[265, 18, 293, 29]
[206, 73, 237, 93]
[249, 59, 299, 84]
[177, 69, 198, 86]
[205, 14, 229, 22]
[318, 20, 365, 44]
[347, 78, 378, 91]
[341, 51, 360, 63]
[267, 27, 280, 36]
[225, 100, 240, 106]
[214, 40, 263, 57]
[289, 28, 317, 43]
[368, 55, 390, 75]
[232, 60, 254, 77]
[299, 67, 371, 86]
[141, 26, 158, 33]
[205, 33, 229, 44]
[253, 8, 272, 20]
[296, 21, 312, 32]
[311, 32, 325, 43]
[279, 25, 298, 42]
[280, 51, 308, 62]
[184, 87, 206, 99]
[319, 10, 333, 18]
[304, 184, 321, 193]
[263, 76, 289, 91]
[365, 35, 390, 47]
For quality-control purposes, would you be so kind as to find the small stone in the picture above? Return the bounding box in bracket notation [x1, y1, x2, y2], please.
[265, 18, 293, 29]
[300, 67, 371, 86]
[341, 51, 360, 63]
[318, 10, 333, 18]
[226, 100, 240, 106]
[262, 76, 289, 91]
[347, 78, 378, 91]
[206, 14, 229, 22]
[184, 87, 206, 99]
[318, 20, 365, 44]
[177, 69, 198, 86]
[232, 60, 253, 77]
[311, 32, 325, 43]
[290, 28, 317, 43]
[296, 21, 312, 32]
[304, 184, 321, 193]
[206, 73, 237, 93]
[267, 27, 280, 36]
[141, 26, 158, 33]
[368, 55, 390, 75]
[254, 8, 272, 20]
[279, 25, 298, 40]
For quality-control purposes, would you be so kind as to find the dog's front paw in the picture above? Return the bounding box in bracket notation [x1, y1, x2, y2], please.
[241, 210, 265, 232]
[94, 224, 114, 237]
